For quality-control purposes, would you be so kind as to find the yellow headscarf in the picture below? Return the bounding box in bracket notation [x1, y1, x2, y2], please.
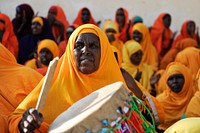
[103, 20, 124, 60]
[122, 40, 154, 92]
[156, 62, 195, 130]
[132, 23, 158, 70]
[9, 24, 126, 132]
[32, 16, 44, 26]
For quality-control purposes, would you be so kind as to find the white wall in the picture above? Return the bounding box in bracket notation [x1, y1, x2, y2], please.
[0, 0, 199, 32]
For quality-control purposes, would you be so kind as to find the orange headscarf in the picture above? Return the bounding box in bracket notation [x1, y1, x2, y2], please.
[186, 68, 200, 117]
[132, 23, 158, 70]
[115, 7, 129, 43]
[0, 44, 42, 132]
[160, 38, 197, 69]
[73, 7, 97, 26]
[150, 13, 173, 57]
[156, 62, 195, 130]
[122, 40, 154, 92]
[8, 24, 126, 132]
[171, 20, 197, 49]
[48, 5, 69, 41]
[0, 13, 18, 58]
[103, 20, 124, 60]
[175, 47, 200, 78]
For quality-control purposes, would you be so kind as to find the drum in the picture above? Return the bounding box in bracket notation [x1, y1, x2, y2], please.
[48, 81, 155, 133]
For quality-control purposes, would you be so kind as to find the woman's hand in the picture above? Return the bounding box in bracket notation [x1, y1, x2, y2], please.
[18, 108, 43, 133]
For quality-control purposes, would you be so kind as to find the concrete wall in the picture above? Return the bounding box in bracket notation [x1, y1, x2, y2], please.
[0, 0, 199, 33]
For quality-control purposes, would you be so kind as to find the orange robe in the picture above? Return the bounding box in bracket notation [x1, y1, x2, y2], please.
[72, 7, 97, 26]
[114, 8, 129, 43]
[160, 38, 197, 69]
[0, 13, 18, 58]
[186, 69, 200, 117]
[175, 47, 200, 78]
[156, 62, 195, 130]
[48, 5, 69, 42]
[150, 13, 173, 59]
[132, 23, 159, 70]
[8, 24, 126, 132]
[0, 44, 42, 132]
[171, 20, 198, 49]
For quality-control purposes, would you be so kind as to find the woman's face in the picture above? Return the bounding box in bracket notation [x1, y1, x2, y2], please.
[167, 73, 185, 93]
[81, 8, 90, 24]
[31, 22, 43, 35]
[133, 30, 143, 43]
[116, 9, 125, 25]
[39, 48, 53, 65]
[163, 15, 171, 28]
[187, 21, 195, 37]
[130, 50, 143, 65]
[74, 33, 101, 74]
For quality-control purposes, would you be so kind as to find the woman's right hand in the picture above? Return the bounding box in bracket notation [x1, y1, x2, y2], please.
[18, 108, 43, 133]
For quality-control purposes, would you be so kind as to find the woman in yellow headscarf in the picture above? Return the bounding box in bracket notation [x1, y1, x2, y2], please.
[8, 24, 126, 133]
[0, 43, 42, 133]
[103, 20, 124, 60]
[122, 40, 154, 93]
[25, 39, 59, 76]
[132, 23, 158, 70]
[156, 62, 195, 130]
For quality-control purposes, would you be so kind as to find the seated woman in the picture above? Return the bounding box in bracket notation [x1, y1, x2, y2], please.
[114, 7, 129, 43]
[72, 7, 98, 27]
[17, 16, 55, 64]
[122, 40, 154, 93]
[132, 23, 158, 70]
[47, 5, 69, 43]
[25, 39, 59, 76]
[0, 43, 42, 132]
[150, 13, 177, 60]
[9, 24, 164, 133]
[156, 62, 195, 131]
[171, 20, 198, 49]
[160, 38, 197, 69]
[0, 13, 18, 58]
[103, 20, 123, 62]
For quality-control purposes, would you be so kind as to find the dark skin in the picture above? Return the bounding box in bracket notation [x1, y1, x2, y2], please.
[38, 48, 53, 66]
[31, 22, 42, 35]
[132, 30, 143, 43]
[116, 8, 125, 32]
[81, 8, 91, 24]
[105, 28, 117, 42]
[187, 21, 195, 37]
[167, 73, 185, 93]
[18, 33, 101, 132]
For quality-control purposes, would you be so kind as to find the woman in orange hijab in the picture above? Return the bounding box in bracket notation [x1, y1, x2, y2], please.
[73, 7, 98, 26]
[132, 23, 158, 70]
[25, 39, 59, 76]
[185, 68, 200, 117]
[150, 13, 176, 60]
[0, 13, 18, 58]
[47, 5, 69, 43]
[156, 62, 195, 130]
[171, 20, 198, 49]
[8, 24, 126, 133]
[115, 7, 129, 43]
[160, 38, 197, 69]
[0, 43, 42, 133]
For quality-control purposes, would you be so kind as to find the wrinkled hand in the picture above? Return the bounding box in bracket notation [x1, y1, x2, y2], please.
[135, 69, 142, 81]
[18, 108, 43, 133]
[150, 72, 161, 85]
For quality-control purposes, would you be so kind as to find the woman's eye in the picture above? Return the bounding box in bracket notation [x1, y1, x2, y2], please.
[76, 42, 84, 49]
